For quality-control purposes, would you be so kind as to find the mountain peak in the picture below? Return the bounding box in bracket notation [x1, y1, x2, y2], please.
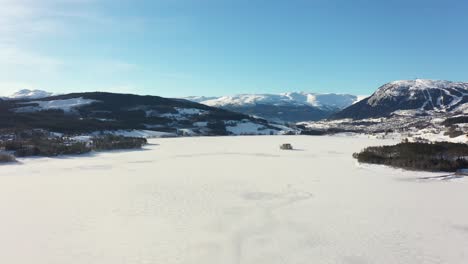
[8, 89, 53, 100]
[332, 79, 468, 119]
[368, 79, 468, 107]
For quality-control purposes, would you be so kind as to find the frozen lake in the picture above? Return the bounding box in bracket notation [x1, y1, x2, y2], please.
[0, 136, 467, 264]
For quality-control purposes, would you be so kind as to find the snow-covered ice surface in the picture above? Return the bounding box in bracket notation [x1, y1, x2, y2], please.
[0, 136, 467, 264]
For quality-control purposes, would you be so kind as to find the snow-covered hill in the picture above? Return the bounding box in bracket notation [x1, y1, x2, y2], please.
[188, 92, 360, 110]
[333, 79, 468, 119]
[185, 92, 362, 122]
[0, 92, 294, 137]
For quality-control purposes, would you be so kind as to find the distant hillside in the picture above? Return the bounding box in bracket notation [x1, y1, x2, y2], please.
[0, 92, 292, 136]
[185, 92, 361, 122]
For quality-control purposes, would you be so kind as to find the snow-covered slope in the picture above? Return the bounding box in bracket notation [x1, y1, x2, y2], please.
[189, 92, 360, 110]
[333, 79, 468, 119]
[13, 97, 98, 113]
[7, 89, 53, 100]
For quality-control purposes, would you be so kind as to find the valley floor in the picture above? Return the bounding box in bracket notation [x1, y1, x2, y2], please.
[0, 136, 467, 264]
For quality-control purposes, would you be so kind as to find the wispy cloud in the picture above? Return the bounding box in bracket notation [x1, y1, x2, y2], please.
[0, 46, 63, 73]
[0, 0, 63, 43]
[0, 0, 71, 81]
[0, 0, 142, 92]
[0, 0, 146, 42]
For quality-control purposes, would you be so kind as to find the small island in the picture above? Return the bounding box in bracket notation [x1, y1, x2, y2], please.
[353, 141, 468, 172]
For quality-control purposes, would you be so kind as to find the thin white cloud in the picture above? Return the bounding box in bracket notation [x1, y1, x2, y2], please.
[0, 0, 120, 45]
[0, 46, 63, 73]
[0, 0, 142, 91]
[0, 0, 68, 79]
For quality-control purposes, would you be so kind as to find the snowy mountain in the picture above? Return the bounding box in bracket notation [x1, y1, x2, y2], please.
[189, 92, 359, 109]
[333, 79, 468, 119]
[185, 92, 361, 122]
[183, 96, 218, 103]
[6, 89, 54, 100]
[0, 92, 293, 137]
[298, 80, 468, 143]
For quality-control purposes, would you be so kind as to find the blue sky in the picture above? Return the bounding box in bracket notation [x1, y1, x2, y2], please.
[1, 0, 467, 97]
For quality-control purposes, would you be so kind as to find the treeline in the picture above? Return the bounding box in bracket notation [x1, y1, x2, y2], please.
[0, 134, 147, 158]
[3, 138, 90, 157]
[353, 141, 468, 172]
[442, 116, 468, 127]
[93, 135, 147, 151]
[444, 126, 466, 138]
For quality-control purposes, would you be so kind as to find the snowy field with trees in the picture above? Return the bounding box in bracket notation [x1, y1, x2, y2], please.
[0, 135, 467, 264]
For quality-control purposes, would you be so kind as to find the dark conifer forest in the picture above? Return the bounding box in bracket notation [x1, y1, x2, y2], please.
[353, 142, 468, 172]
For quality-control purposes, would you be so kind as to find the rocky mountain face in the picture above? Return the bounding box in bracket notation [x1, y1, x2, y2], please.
[0, 92, 293, 137]
[333, 79, 467, 119]
[186, 92, 361, 122]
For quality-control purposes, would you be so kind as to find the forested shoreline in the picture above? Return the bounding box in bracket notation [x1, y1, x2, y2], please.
[353, 141, 468, 172]
[0, 132, 147, 162]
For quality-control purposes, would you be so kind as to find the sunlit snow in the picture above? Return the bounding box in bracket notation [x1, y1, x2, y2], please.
[14, 97, 98, 112]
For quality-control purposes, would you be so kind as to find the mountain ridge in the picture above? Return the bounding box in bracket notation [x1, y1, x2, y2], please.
[186, 92, 361, 109]
[185, 92, 362, 122]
